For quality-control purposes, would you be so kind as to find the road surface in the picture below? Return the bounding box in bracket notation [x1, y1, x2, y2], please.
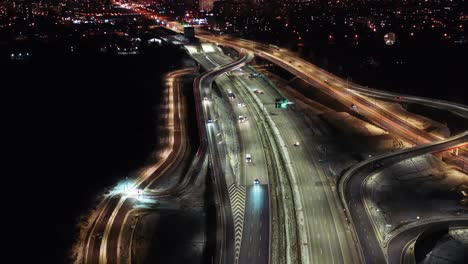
[82, 68, 200, 264]
[341, 131, 468, 263]
[204, 50, 360, 263]
[192, 50, 271, 264]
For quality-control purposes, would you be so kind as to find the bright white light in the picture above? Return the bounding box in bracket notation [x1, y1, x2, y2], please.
[201, 43, 215, 53]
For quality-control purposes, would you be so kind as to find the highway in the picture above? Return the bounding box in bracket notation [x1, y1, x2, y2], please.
[201, 45, 468, 264]
[84, 49, 253, 264]
[340, 131, 468, 263]
[189, 32, 468, 264]
[388, 219, 468, 264]
[243, 66, 360, 263]
[192, 33, 466, 147]
[192, 49, 257, 264]
[198, 52, 270, 186]
[81, 10, 468, 262]
[82, 68, 201, 264]
[239, 185, 270, 263]
[204, 49, 361, 263]
[111, 9, 468, 262]
[191, 49, 271, 264]
[188, 35, 468, 264]
[343, 84, 468, 119]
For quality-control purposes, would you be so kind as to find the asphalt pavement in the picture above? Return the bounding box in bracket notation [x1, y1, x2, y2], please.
[204, 50, 362, 263]
[239, 185, 270, 264]
[194, 50, 271, 264]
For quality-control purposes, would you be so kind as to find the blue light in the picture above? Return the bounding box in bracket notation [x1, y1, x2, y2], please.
[251, 184, 263, 210]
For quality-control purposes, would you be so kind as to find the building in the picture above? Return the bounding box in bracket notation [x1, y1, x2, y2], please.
[199, 0, 214, 11]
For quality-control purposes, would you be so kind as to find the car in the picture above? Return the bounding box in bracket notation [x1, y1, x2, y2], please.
[351, 104, 357, 109]
[228, 90, 236, 99]
[294, 141, 300, 146]
[254, 178, 260, 185]
[208, 119, 215, 123]
[237, 102, 246, 107]
[203, 97, 208, 101]
[254, 89, 264, 94]
[246, 153, 252, 162]
[249, 73, 260, 79]
[239, 116, 245, 123]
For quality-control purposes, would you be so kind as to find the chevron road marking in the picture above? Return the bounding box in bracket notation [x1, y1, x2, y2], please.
[228, 183, 246, 263]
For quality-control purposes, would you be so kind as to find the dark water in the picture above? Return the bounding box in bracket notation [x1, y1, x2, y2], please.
[4, 44, 188, 263]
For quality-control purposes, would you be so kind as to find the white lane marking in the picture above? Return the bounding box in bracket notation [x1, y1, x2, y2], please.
[327, 232, 335, 264]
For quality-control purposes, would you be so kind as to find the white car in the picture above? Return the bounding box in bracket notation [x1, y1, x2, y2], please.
[294, 141, 300, 146]
[254, 89, 264, 94]
[254, 178, 260, 184]
[246, 153, 252, 162]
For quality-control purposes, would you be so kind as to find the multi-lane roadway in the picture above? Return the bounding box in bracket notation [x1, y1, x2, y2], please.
[196, 43, 468, 264]
[201, 49, 361, 263]
[191, 49, 271, 264]
[192, 49, 256, 264]
[81, 8, 468, 263]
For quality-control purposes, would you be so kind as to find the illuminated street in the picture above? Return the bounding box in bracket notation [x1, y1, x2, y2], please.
[12, 1, 467, 264]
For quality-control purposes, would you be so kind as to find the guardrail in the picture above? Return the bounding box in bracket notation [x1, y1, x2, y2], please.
[346, 84, 468, 119]
[193, 51, 253, 264]
[233, 69, 308, 264]
[228, 73, 297, 264]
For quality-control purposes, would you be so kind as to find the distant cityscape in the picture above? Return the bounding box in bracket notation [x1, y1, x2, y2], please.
[1, 0, 465, 48]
